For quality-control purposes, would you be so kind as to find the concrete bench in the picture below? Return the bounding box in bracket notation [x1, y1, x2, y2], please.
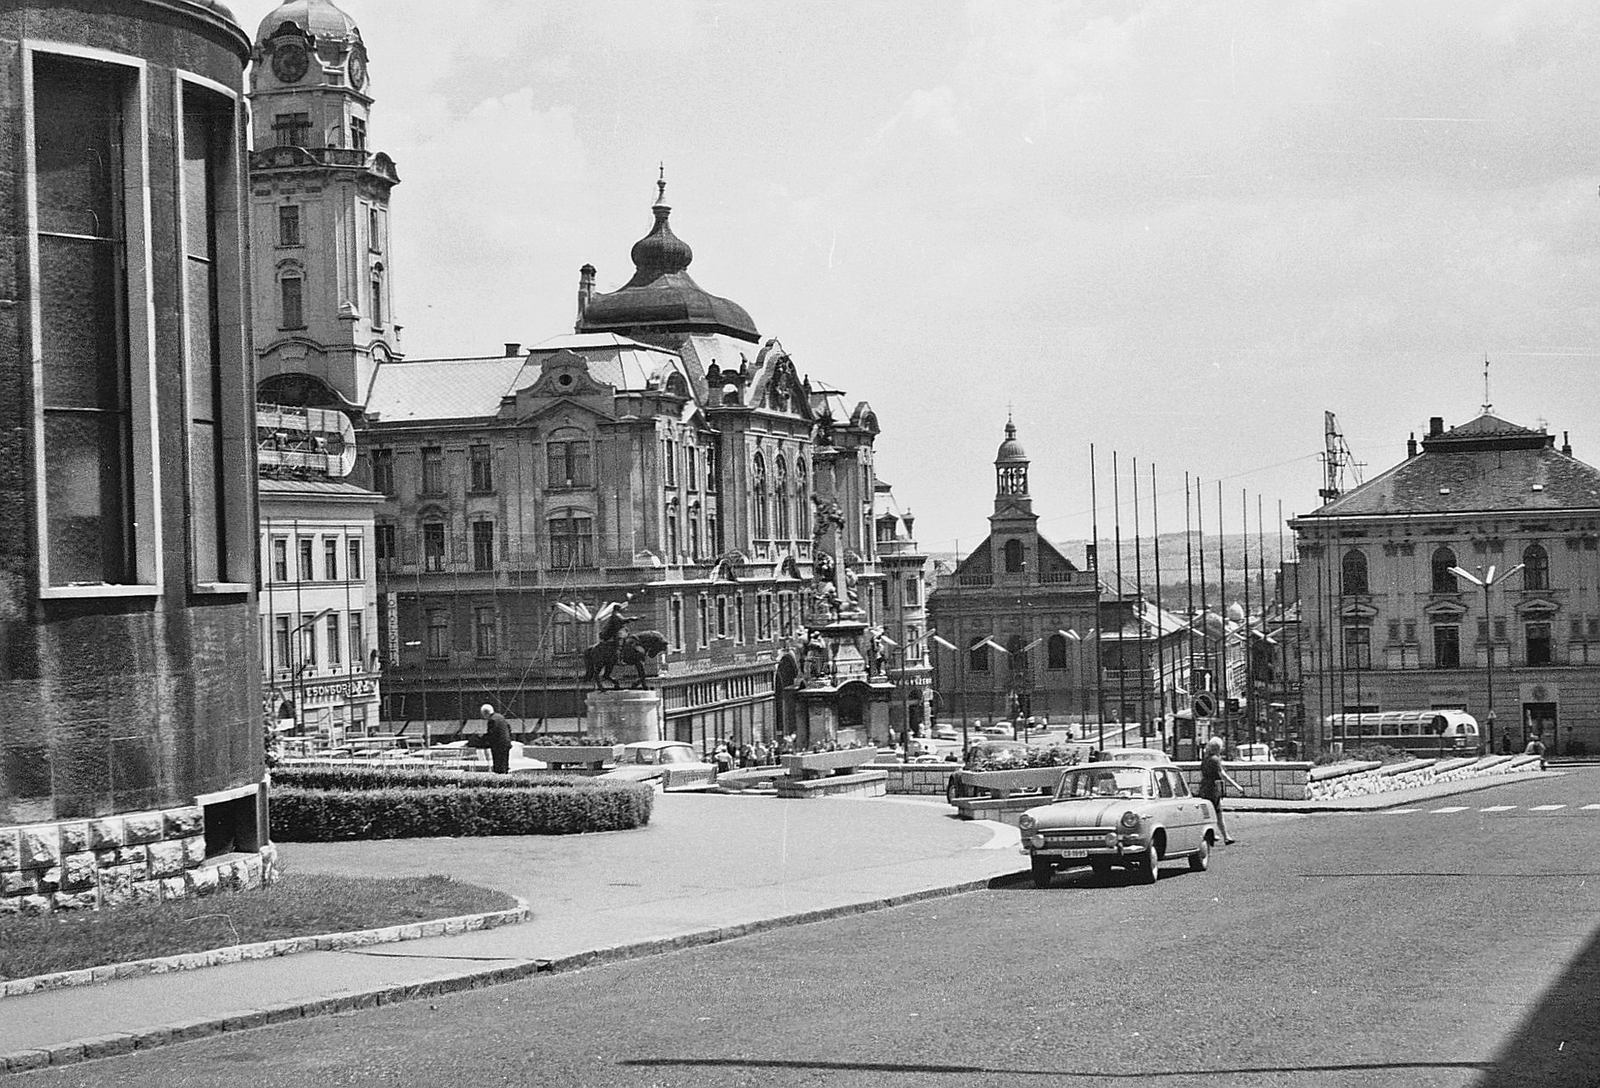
[953, 793, 1052, 824]
[775, 770, 888, 799]
[717, 767, 790, 792]
[783, 749, 880, 780]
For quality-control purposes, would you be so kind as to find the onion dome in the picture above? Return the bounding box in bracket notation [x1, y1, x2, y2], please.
[996, 417, 1028, 463]
[255, 0, 362, 45]
[577, 175, 760, 344]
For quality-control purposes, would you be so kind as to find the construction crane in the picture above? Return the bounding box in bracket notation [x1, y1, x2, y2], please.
[1318, 411, 1363, 503]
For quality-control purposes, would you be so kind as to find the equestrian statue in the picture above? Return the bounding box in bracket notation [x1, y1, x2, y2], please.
[582, 605, 668, 690]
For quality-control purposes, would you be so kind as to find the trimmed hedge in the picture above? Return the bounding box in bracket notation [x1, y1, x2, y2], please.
[272, 765, 593, 792]
[271, 780, 654, 840]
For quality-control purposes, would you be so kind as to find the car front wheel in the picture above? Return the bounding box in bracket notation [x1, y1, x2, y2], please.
[1030, 855, 1055, 888]
[1188, 834, 1212, 872]
[1134, 845, 1160, 884]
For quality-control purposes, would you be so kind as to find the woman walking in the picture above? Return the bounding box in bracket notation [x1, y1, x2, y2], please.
[1198, 736, 1242, 844]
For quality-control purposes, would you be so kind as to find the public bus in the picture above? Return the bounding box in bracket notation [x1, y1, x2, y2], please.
[1322, 709, 1481, 757]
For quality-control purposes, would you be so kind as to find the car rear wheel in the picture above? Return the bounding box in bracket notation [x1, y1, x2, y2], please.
[1134, 845, 1160, 884]
[1030, 856, 1055, 888]
[1188, 834, 1212, 872]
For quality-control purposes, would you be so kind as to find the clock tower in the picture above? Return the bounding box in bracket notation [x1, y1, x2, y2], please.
[249, 0, 401, 408]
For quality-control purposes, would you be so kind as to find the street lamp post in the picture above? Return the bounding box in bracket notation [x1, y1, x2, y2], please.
[289, 607, 335, 741]
[1449, 563, 1523, 755]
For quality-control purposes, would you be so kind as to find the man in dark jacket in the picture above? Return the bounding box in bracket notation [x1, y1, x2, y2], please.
[481, 703, 514, 774]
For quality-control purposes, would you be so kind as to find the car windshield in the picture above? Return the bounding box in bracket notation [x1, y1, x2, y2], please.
[1057, 767, 1152, 800]
[658, 746, 695, 764]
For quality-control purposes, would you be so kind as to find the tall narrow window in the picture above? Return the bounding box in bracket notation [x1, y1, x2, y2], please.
[752, 453, 769, 539]
[298, 538, 314, 581]
[421, 446, 445, 495]
[795, 459, 808, 536]
[970, 637, 990, 673]
[422, 521, 446, 572]
[469, 444, 493, 492]
[1431, 548, 1458, 593]
[472, 520, 495, 571]
[370, 265, 384, 327]
[1526, 622, 1553, 666]
[1047, 633, 1068, 670]
[425, 610, 448, 659]
[347, 537, 363, 580]
[300, 612, 320, 667]
[1004, 539, 1025, 573]
[272, 538, 288, 582]
[1433, 625, 1460, 669]
[34, 57, 140, 587]
[277, 204, 300, 246]
[1523, 545, 1550, 591]
[775, 457, 790, 539]
[1342, 625, 1371, 670]
[374, 523, 396, 572]
[326, 612, 342, 667]
[280, 272, 304, 328]
[549, 511, 593, 569]
[1341, 550, 1368, 596]
[323, 537, 338, 580]
[475, 607, 498, 658]
[351, 116, 367, 153]
[348, 612, 364, 670]
[273, 615, 291, 669]
[670, 597, 684, 650]
[370, 448, 394, 494]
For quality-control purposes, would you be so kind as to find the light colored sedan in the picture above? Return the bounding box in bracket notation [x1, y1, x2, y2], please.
[1017, 762, 1219, 887]
[600, 741, 717, 791]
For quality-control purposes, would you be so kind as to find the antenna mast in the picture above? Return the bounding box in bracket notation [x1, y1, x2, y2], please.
[1318, 411, 1363, 503]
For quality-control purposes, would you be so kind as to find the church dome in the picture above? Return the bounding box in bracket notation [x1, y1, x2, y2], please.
[255, 0, 361, 45]
[577, 182, 760, 344]
[996, 419, 1027, 463]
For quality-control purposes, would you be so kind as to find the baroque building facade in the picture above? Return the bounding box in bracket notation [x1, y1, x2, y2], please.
[1291, 412, 1600, 758]
[0, 0, 272, 909]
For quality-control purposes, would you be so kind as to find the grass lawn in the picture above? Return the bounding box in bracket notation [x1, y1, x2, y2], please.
[0, 872, 518, 982]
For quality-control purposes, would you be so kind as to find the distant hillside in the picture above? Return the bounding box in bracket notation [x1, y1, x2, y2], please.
[931, 532, 1293, 609]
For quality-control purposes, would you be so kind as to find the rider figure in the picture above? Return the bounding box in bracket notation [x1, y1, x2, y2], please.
[597, 605, 634, 649]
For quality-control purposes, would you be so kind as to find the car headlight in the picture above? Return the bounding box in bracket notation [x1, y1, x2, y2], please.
[1019, 814, 1037, 832]
[1119, 810, 1142, 829]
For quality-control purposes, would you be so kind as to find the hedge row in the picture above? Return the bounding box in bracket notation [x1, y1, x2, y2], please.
[271, 781, 655, 840]
[272, 765, 596, 792]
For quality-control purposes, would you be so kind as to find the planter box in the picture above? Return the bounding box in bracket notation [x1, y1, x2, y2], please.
[783, 749, 879, 779]
[775, 770, 887, 799]
[523, 744, 620, 769]
[948, 766, 1065, 798]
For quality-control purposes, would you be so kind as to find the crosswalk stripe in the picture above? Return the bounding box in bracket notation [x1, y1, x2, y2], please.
[1530, 804, 1567, 811]
[1430, 806, 1469, 813]
[1479, 805, 1517, 812]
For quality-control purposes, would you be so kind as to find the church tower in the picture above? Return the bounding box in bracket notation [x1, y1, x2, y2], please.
[991, 417, 1038, 578]
[248, 0, 401, 407]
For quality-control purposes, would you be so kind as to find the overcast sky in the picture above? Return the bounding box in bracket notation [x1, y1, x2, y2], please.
[237, 0, 1600, 559]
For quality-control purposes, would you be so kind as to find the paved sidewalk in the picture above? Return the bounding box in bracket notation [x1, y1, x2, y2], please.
[0, 770, 1556, 1073]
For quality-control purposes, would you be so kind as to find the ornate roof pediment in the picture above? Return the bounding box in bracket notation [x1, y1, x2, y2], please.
[1422, 600, 1467, 618]
[1341, 601, 1381, 619]
[1514, 596, 1562, 615]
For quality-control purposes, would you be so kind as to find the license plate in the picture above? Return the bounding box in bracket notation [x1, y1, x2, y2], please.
[1052, 849, 1089, 859]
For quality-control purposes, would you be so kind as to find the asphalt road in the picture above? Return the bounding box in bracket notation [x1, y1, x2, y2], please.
[17, 770, 1600, 1088]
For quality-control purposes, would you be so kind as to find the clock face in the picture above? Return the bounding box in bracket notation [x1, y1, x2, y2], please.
[348, 52, 367, 91]
[271, 44, 309, 83]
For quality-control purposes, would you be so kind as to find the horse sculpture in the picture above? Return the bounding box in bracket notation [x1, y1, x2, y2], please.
[582, 630, 670, 691]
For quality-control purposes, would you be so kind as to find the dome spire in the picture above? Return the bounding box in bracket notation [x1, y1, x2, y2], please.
[628, 165, 692, 280]
[656, 161, 666, 206]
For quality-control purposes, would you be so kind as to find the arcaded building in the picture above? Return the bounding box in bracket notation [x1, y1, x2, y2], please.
[0, 0, 271, 909]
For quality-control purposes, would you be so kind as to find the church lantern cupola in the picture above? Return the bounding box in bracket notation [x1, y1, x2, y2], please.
[995, 417, 1029, 499]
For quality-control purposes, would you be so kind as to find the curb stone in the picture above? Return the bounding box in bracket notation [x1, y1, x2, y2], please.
[0, 875, 1012, 1075]
[0, 900, 530, 1000]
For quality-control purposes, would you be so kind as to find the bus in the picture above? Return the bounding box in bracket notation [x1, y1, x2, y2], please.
[1322, 710, 1480, 757]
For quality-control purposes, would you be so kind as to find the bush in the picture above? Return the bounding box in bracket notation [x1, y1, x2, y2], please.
[1311, 744, 1413, 766]
[271, 780, 654, 840]
[272, 765, 592, 792]
[971, 745, 1081, 772]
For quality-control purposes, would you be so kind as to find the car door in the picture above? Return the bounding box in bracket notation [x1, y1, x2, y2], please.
[1162, 768, 1201, 852]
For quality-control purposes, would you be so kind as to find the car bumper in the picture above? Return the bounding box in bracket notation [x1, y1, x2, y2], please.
[1021, 831, 1150, 860]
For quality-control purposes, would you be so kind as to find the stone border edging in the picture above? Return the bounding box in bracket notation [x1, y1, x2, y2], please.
[0, 898, 530, 1001]
[0, 877, 1009, 1075]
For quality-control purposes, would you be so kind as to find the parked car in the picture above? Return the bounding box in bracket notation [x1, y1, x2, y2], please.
[1233, 742, 1272, 762]
[1098, 746, 1175, 766]
[1017, 761, 1219, 887]
[932, 723, 959, 741]
[981, 723, 1015, 740]
[599, 741, 717, 791]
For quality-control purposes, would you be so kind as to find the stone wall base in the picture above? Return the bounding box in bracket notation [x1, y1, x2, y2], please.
[775, 771, 888, 799]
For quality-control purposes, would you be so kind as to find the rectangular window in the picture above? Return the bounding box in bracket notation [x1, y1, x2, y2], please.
[547, 441, 591, 488]
[1387, 620, 1401, 643]
[552, 615, 580, 656]
[272, 112, 310, 147]
[664, 440, 677, 487]
[735, 593, 746, 643]
[1494, 618, 1507, 640]
[469, 444, 493, 492]
[272, 537, 289, 582]
[421, 446, 445, 495]
[280, 274, 303, 328]
[697, 595, 709, 649]
[277, 204, 300, 246]
[422, 522, 446, 572]
[300, 612, 319, 667]
[348, 611, 364, 670]
[326, 612, 342, 667]
[347, 537, 363, 580]
[549, 514, 593, 569]
[370, 448, 394, 494]
[426, 611, 448, 660]
[688, 516, 700, 561]
[298, 538, 314, 581]
[351, 116, 367, 153]
[970, 639, 990, 673]
[905, 577, 921, 606]
[475, 607, 497, 658]
[1404, 621, 1417, 643]
[273, 615, 291, 670]
[472, 520, 495, 571]
[1434, 625, 1460, 669]
[1342, 626, 1371, 670]
[375, 523, 396, 571]
[32, 54, 161, 591]
[324, 538, 338, 580]
[670, 597, 684, 651]
[686, 447, 699, 492]
[1526, 622, 1553, 666]
[717, 595, 729, 639]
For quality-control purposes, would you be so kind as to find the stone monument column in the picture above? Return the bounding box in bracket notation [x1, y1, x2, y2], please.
[585, 689, 664, 743]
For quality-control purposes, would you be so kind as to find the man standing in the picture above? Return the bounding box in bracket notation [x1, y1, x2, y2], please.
[481, 703, 514, 775]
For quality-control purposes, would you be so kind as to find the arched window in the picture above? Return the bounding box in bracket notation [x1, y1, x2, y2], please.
[1524, 544, 1549, 590]
[775, 457, 790, 540]
[1047, 633, 1069, 670]
[279, 271, 304, 328]
[1341, 550, 1368, 596]
[1004, 538, 1024, 573]
[370, 263, 384, 327]
[969, 636, 989, 673]
[1431, 547, 1458, 593]
[752, 453, 769, 539]
[795, 459, 809, 536]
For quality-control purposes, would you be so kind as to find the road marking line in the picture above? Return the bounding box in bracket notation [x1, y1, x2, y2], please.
[1530, 804, 1567, 812]
[1584, 804, 1600, 811]
[1479, 805, 1517, 812]
[1384, 808, 1419, 814]
[1430, 806, 1469, 813]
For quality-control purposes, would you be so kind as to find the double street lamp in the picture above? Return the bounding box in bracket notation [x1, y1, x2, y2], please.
[1448, 563, 1523, 755]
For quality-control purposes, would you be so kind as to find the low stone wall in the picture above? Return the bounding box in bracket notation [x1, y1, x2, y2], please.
[0, 806, 277, 914]
[1290, 753, 1540, 801]
[782, 749, 880, 779]
[871, 763, 959, 796]
[1177, 761, 1311, 801]
[775, 770, 888, 799]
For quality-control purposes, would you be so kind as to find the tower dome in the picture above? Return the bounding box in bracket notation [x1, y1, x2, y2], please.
[996, 417, 1028, 463]
[255, 0, 361, 45]
[577, 176, 760, 343]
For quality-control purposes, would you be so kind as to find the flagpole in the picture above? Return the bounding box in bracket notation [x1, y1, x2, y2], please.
[1113, 450, 1127, 747]
[1090, 443, 1104, 750]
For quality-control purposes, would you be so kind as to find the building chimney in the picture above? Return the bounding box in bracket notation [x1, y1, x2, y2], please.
[1428, 416, 1444, 437]
[901, 510, 915, 538]
[1407, 433, 1417, 457]
[576, 264, 596, 326]
[503, 342, 521, 357]
[1563, 431, 1572, 456]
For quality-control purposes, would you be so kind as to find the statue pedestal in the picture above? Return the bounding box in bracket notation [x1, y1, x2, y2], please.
[585, 688, 663, 744]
